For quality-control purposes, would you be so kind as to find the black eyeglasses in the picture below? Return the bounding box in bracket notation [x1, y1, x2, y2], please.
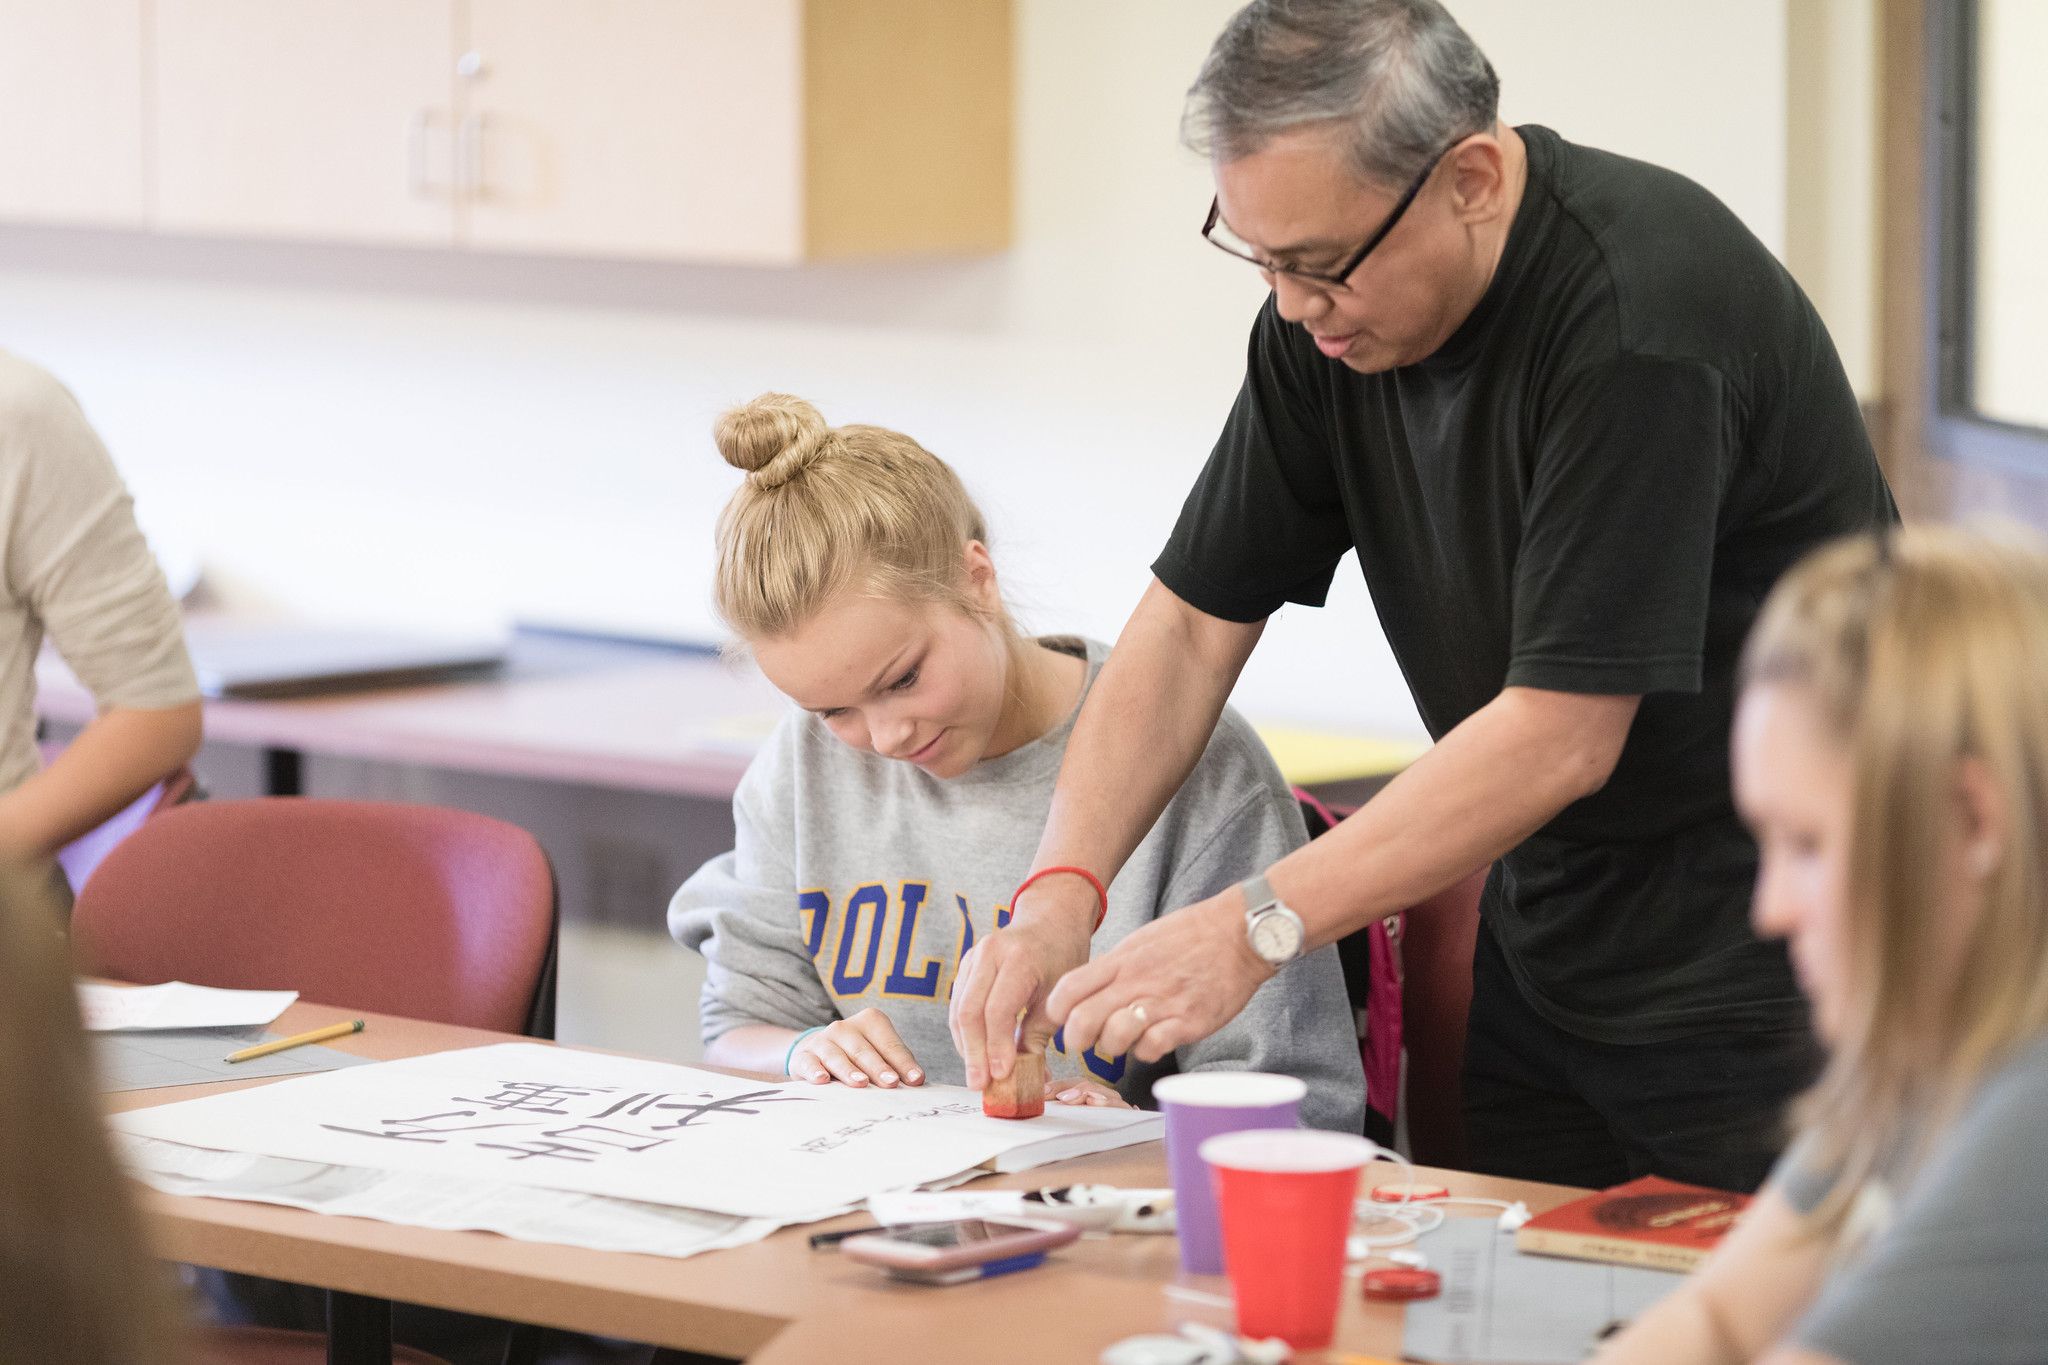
[1201, 139, 1460, 290]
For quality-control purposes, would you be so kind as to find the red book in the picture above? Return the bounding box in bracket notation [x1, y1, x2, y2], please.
[1515, 1175, 1750, 1272]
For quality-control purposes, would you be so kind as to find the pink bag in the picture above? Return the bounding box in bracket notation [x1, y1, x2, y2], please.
[1295, 789, 1403, 1144]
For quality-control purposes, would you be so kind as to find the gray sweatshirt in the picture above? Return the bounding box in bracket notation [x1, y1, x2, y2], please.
[1776, 1033, 2048, 1365]
[670, 636, 1366, 1134]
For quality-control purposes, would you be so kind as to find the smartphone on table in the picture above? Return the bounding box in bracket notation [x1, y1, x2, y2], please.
[839, 1216, 1082, 1285]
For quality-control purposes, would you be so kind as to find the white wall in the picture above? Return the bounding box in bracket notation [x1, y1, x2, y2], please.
[0, 0, 1797, 737]
[1974, 0, 2048, 430]
[1786, 0, 1879, 399]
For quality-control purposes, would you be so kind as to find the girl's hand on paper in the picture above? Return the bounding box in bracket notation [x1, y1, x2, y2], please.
[790, 1009, 925, 1089]
[1045, 1076, 1131, 1109]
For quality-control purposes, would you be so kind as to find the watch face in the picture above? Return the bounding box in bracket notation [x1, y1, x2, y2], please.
[1250, 910, 1302, 961]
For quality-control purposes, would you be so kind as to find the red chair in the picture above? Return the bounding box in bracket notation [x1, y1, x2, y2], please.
[1301, 791, 1484, 1170]
[1396, 870, 1485, 1170]
[71, 798, 559, 1365]
[73, 798, 556, 1036]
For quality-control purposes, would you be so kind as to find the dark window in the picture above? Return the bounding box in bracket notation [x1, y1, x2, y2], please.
[1927, 0, 2048, 471]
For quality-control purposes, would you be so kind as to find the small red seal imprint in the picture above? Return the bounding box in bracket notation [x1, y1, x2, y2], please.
[1369, 1180, 1451, 1204]
[1362, 1267, 1442, 1301]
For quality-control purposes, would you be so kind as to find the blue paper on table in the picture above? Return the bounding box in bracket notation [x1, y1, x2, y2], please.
[93, 1025, 369, 1093]
[1402, 1214, 1683, 1363]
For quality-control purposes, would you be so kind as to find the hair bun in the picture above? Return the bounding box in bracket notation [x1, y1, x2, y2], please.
[714, 392, 833, 491]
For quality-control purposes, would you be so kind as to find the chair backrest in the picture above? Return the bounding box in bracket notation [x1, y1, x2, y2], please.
[1299, 790, 1401, 1147]
[1298, 789, 1484, 1168]
[71, 798, 557, 1036]
[1399, 869, 1484, 1170]
[54, 765, 198, 896]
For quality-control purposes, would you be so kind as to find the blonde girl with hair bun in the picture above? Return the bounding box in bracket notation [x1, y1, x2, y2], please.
[1596, 522, 2048, 1365]
[672, 395, 1364, 1129]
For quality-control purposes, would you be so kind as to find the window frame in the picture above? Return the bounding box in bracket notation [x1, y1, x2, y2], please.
[1925, 0, 2048, 473]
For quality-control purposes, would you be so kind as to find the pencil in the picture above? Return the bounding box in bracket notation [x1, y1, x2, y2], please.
[225, 1018, 365, 1063]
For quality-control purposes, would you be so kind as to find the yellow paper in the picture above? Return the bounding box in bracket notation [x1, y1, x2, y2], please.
[1253, 725, 1427, 787]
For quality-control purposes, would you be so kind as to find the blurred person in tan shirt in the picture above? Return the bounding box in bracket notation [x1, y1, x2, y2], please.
[0, 351, 200, 878]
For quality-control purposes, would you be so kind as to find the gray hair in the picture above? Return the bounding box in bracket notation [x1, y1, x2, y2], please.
[1184, 0, 1501, 189]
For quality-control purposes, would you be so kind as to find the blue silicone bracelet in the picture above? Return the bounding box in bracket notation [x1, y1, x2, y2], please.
[784, 1025, 827, 1077]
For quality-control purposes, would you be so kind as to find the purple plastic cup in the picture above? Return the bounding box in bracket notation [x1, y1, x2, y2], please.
[1152, 1072, 1308, 1274]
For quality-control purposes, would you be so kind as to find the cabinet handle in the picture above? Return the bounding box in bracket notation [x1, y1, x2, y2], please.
[406, 108, 446, 198]
[456, 112, 490, 200]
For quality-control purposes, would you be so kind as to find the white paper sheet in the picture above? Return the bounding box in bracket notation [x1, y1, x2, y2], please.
[113, 1042, 1162, 1221]
[117, 1135, 789, 1259]
[868, 1189, 1047, 1224]
[79, 981, 299, 1032]
[95, 1026, 367, 1092]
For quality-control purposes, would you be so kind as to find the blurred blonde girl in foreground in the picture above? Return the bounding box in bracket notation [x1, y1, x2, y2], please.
[1598, 524, 2048, 1364]
[0, 861, 187, 1364]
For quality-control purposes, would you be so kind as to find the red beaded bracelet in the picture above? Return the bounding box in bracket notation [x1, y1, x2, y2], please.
[1011, 865, 1109, 932]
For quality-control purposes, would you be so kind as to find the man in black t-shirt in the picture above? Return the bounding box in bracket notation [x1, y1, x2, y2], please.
[948, 0, 1895, 1190]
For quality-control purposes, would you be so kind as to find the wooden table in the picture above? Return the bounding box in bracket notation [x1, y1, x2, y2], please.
[41, 625, 787, 800]
[112, 999, 1584, 1364]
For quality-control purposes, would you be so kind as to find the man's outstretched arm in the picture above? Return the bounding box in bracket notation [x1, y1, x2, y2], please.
[1052, 683, 1641, 1062]
[948, 576, 1263, 1088]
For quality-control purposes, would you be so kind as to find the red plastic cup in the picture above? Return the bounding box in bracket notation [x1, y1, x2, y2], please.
[1199, 1129, 1377, 1350]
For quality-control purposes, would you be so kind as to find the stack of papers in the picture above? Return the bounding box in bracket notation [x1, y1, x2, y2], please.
[115, 1042, 1162, 1260]
[83, 982, 358, 1093]
[79, 981, 297, 1032]
[119, 1135, 779, 1259]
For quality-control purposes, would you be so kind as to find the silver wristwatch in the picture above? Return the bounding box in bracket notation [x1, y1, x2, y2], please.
[1239, 871, 1307, 968]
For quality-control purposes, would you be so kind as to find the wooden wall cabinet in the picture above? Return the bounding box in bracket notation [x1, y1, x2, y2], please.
[0, 0, 148, 226]
[1, 0, 1012, 263]
[154, 0, 461, 246]
[461, 0, 806, 262]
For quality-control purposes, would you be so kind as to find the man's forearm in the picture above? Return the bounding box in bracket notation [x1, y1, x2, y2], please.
[0, 702, 201, 856]
[1030, 579, 1262, 894]
[950, 578, 1260, 1083]
[1268, 686, 1638, 948]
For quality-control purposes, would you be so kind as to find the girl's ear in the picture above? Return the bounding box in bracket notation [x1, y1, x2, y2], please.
[961, 540, 1000, 613]
[1956, 755, 2008, 881]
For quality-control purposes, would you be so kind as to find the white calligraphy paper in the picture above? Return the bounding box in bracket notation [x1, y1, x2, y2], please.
[117, 1135, 786, 1259]
[79, 981, 298, 1032]
[113, 1043, 1161, 1220]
